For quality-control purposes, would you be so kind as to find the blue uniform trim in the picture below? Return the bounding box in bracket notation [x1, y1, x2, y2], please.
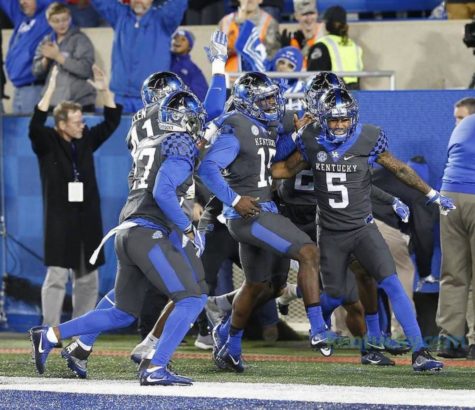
[161, 133, 196, 165]
[223, 200, 278, 219]
[148, 244, 186, 293]
[313, 123, 363, 162]
[368, 129, 389, 164]
[153, 157, 193, 232]
[250, 221, 292, 253]
[198, 133, 240, 206]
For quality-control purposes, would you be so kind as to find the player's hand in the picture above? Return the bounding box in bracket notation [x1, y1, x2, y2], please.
[204, 30, 228, 63]
[234, 196, 260, 218]
[415, 274, 439, 292]
[392, 197, 410, 223]
[183, 225, 205, 257]
[426, 190, 456, 215]
[293, 113, 314, 132]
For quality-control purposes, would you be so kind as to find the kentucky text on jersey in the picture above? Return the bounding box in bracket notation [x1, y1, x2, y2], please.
[314, 163, 358, 172]
[254, 137, 276, 147]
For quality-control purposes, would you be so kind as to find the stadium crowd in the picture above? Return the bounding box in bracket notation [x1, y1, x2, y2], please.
[0, 0, 474, 386]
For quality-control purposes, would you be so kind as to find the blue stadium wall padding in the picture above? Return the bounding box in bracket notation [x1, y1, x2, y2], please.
[0, 89, 472, 330]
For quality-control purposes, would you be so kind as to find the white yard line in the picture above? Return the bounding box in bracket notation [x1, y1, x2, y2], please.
[0, 377, 474, 407]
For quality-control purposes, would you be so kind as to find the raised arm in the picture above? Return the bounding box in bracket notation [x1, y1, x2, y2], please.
[37, 65, 58, 112]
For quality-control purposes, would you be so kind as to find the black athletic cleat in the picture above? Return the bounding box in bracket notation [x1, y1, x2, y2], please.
[361, 350, 395, 366]
[215, 343, 244, 373]
[61, 341, 91, 379]
[413, 348, 444, 372]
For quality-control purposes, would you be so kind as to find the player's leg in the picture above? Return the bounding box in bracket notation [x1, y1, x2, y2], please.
[127, 226, 207, 385]
[230, 212, 331, 349]
[353, 224, 443, 371]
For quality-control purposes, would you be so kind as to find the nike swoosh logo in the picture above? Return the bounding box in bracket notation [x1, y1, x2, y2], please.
[343, 155, 356, 161]
[367, 358, 382, 364]
[38, 335, 45, 353]
[230, 355, 240, 366]
[146, 375, 163, 383]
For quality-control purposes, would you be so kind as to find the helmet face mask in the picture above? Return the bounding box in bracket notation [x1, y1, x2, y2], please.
[159, 91, 207, 140]
[141, 72, 186, 108]
[232, 72, 285, 123]
[317, 88, 358, 144]
[305, 72, 346, 117]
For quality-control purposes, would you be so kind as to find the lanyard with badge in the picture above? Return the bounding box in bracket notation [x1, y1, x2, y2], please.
[68, 142, 84, 202]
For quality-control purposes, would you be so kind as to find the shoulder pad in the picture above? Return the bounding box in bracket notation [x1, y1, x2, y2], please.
[161, 133, 196, 159]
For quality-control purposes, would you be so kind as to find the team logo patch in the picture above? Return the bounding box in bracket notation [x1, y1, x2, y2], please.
[152, 230, 163, 239]
[206, 223, 215, 232]
[331, 151, 340, 159]
[251, 125, 259, 136]
[317, 151, 327, 162]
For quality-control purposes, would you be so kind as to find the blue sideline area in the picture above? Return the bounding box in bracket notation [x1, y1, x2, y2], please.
[0, 89, 471, 331]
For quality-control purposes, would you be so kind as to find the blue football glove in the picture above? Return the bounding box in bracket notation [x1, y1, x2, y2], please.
[392, 197, 410, 223]
[415, 274, 439, 292]
[182, 225, 205, 257]
[204, 30, 228, 63]
[425, 189, 456, 215]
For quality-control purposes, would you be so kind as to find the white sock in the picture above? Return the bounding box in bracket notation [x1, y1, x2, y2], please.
[76, 339, 92, 351]
[46, 327, 59, 344]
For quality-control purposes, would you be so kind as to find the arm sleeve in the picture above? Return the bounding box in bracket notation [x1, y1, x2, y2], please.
[307, 43, 332, 72]
[198, 133, 241, 207]
[61, 34, 95, 79]
[89, 0, 124, 27]
[204, 74, 226, 122]
[273, 133, 297, 162]
[189, 66, 208, 103]
[88, 106, 123, 151]
[158, 0, 188, 35]
[0, 0, 21, 23]
[153, 157, 193, 232]
[28, 106, 53, 156]
[370, 185, 394, 205]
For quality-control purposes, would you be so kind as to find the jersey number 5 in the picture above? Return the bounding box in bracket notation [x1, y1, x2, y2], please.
[326, 172, 349, 208]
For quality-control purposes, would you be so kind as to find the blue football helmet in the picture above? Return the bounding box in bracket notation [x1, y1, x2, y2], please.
[305, 72, 346, 117]
[317, 87, 358, 144]
[158, 90, 207, 139]
[232, 72, 285, 122]
[141, 72, 186, 107]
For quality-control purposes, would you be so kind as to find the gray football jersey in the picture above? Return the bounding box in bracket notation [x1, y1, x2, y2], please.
[221, 112, 277, 202]
[119, 132, 197, 230]
[301, 123, 382, 231]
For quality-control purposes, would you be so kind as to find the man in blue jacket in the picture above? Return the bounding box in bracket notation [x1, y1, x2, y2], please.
[1, 0, 56, 113]
[90, 0, 188, 113]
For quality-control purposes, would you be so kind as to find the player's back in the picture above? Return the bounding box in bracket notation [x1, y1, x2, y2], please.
[120, 132, 197, 230]
[301, 123, 381, 231]
[220, 111, 277, 203]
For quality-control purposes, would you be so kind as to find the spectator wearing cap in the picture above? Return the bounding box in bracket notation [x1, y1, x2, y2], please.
[307, 5, 363, 89]
[219, 0, 280, 72]
[270, 46, 305, 113]
[0, 0, 57, 114]
[281, 0, 322, 68]
[170, 29, 208, 102]
[33, 2, 96, 112]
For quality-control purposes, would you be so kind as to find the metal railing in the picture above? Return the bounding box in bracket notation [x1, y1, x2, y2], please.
[225, 70, 396, 91]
